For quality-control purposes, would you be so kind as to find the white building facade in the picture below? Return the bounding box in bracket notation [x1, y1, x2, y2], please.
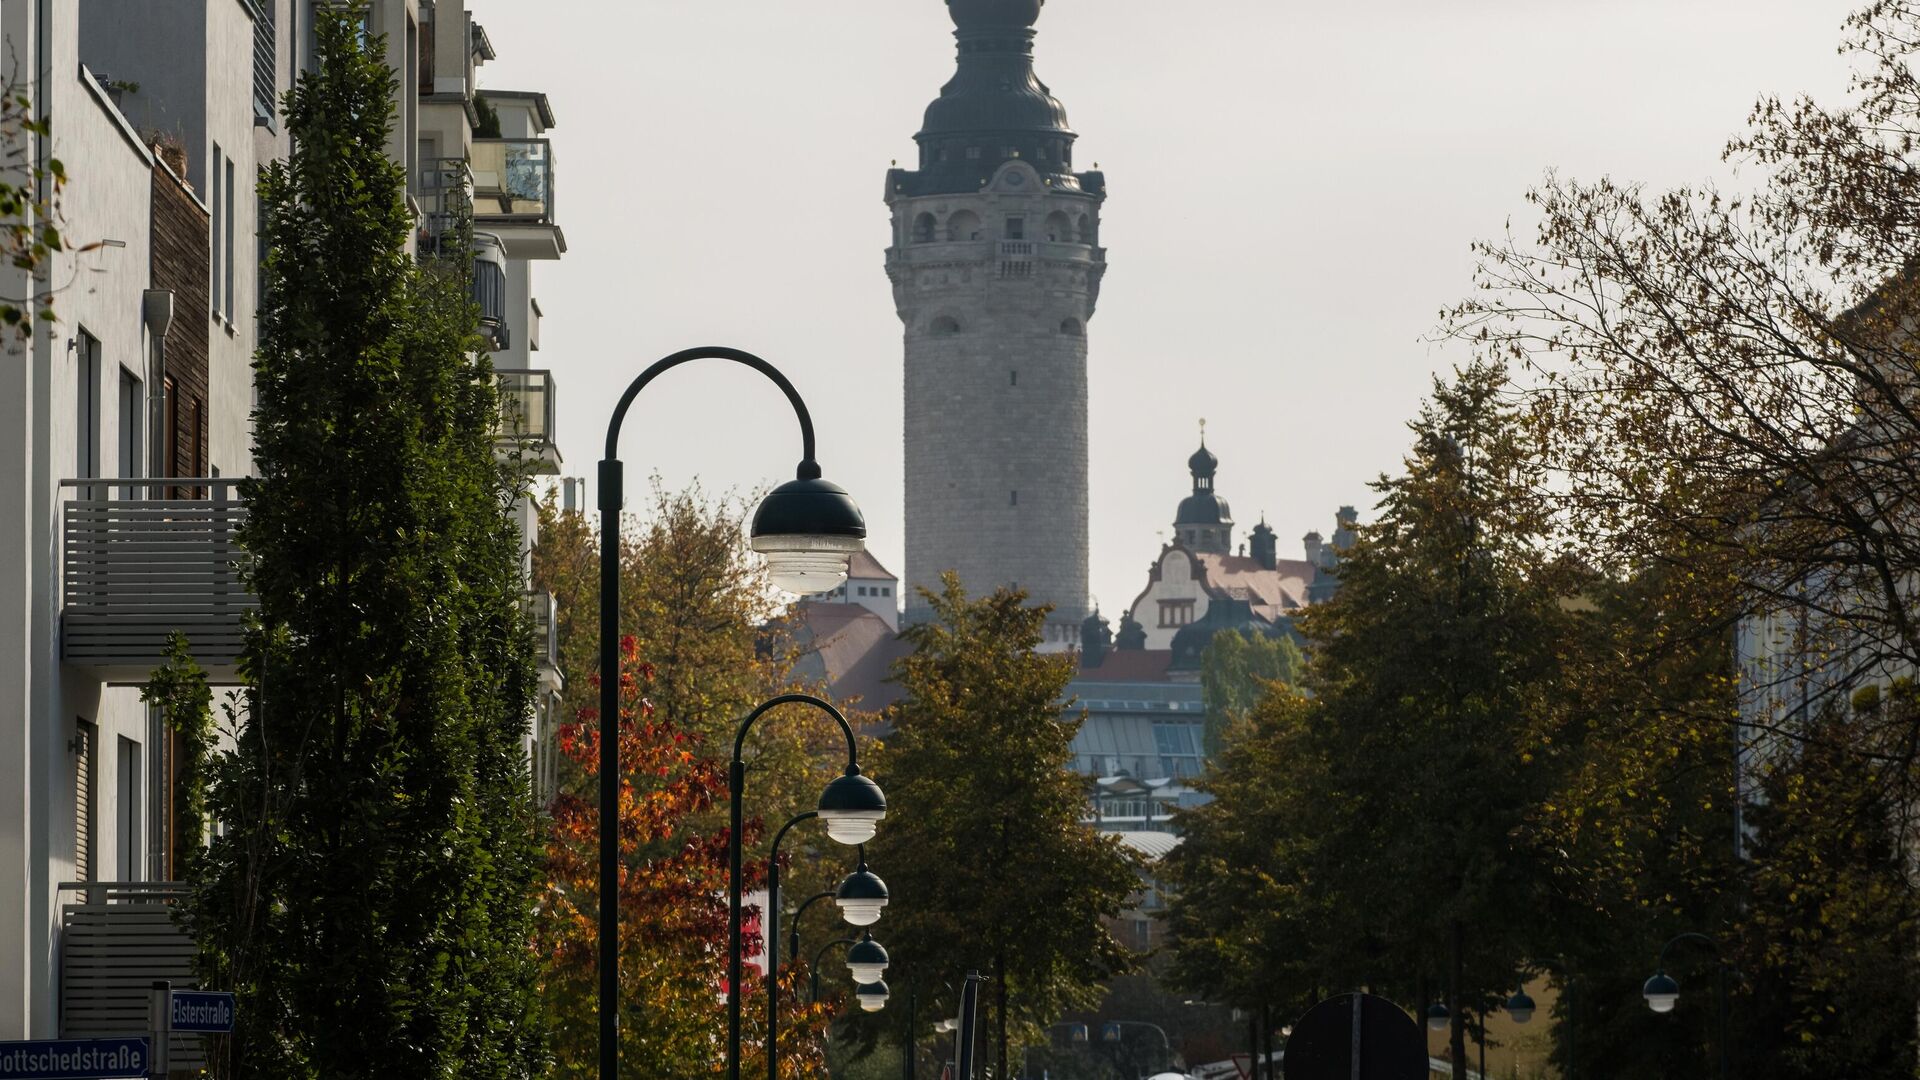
[0, 0, 564, 1040]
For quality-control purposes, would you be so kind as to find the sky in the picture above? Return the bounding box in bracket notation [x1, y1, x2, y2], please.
[476, 0, 1860, 616]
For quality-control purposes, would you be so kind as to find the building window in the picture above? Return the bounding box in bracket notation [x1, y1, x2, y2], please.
[211, 145, 224, 317]
[117, 737, 142, 881]
[224, 155, 238, 318]
[1005, 217, 1025, 241]
[118, 368, 142, 480]
[965, 146, 982, 160]
[1010, 370, 1018, 387]
[75, 330, 100, 481]
[1010, 490, 1018, 507]
[882, 586, 891, 597]
[1157, 599, 1195, 628]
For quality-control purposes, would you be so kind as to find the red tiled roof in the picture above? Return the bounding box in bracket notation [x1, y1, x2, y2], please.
[1073, 649, 1176, 683]
[846, 549, 896, 581]
[1194, 553, 1313, 620]
[790, 602, 910, 710]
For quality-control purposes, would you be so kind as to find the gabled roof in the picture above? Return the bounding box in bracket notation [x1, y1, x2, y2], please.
[1194, 553, 1313, 620]
[846, 549, 897, 581]
[787, 602, 910, 710]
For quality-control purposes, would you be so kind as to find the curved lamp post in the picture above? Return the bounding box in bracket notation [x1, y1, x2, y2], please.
[598, 347, 867, 1080]
[764, 820, 893, 1080]
[1643, 932, 1732, 1080]
[729, 694, 885, 1080]
[812, 937, 857, 1003]
[789, 889, 837, 965]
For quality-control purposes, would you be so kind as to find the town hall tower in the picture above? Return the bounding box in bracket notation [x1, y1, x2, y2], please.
[886, 0, 1106, 646]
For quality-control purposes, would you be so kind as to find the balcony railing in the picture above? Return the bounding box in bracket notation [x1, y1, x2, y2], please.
[526, 589, 558, 674]
[494, 369, 560, 474]
[58, 881, 206, 1067]
[471, 139, 555, 224]
[418, 157, 474, 259]
[60, 479, 255, 677]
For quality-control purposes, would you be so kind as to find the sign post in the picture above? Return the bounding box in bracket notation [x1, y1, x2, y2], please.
[148, 981, 170, 1079]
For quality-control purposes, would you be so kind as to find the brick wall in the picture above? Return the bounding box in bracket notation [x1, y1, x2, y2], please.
[149, 163, 211, 488]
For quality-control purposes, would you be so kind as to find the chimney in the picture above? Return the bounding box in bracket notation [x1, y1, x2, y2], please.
[1303, 530, 1325, 568]
[1250, 520, 1278, 571]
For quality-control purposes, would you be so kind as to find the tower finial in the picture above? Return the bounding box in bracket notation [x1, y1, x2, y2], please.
[1199, 417, 1206, 446]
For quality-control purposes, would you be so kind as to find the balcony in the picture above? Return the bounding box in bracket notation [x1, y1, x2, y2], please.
[58, 881, 206, 1067]
[526, 589, 561, 686]
[60, 479, 255, 683]
[495, 369, 561, 474]
[417, 157, 473, 259]
[471, 138, 565, 260]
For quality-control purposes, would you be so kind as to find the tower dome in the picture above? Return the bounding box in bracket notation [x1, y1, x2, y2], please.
[1173, 437, 1233, 553]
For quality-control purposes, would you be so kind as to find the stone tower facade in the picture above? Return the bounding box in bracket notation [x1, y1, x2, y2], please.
[886, 0, 1107, 647]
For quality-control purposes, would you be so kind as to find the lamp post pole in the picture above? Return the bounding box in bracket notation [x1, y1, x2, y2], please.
[598, 347, 867, 1080]
[729, 694, 882, 1080]
[766, 810, 819, 1080]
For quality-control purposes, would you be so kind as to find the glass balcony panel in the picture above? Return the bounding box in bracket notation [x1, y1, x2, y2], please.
[493, 369, 555, 444]
[471, 139, 554, 224]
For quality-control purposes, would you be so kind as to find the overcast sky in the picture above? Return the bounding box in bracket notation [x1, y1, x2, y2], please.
[477, 0, 1859, 615]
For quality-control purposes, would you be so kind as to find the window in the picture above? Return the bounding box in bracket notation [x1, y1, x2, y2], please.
[912, 213, 936, 243]
[1005, 217, 1025, 241]
[224, 155, 237, 318]
[1010, 490, 1018, 507]
[118, 368, 142, 480]
[74, 721, 95, 882]
[930, 315, 961, 336]
[211, 145, 224, 317]
[75, 331, 100, 480]
[162, 376, 178, 478]
[1010, 370, 1017, 387]
[1157, 599, 1195, 628]
[117, 737, 142, 881]
[965, 146, 982, 160]
[882, 587, 891, 597]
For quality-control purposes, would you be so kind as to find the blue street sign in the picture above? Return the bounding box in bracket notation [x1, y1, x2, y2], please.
[0, 1037, 150, 1080]
[1102, 1022, 1122, 1044]
[170, 990, 236, 1033]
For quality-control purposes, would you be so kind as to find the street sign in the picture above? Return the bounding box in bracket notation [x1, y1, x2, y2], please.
[1282, 994, 1424, 1080]
[169, 990, 236, 1033]
[1102, 1022, 1122, 1044]
[1231, 1053, 1253, 1079]
[0, 1037, 150, 1080]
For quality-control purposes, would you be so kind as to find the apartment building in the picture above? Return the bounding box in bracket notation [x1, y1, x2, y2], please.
[0, 0, 565, 1043]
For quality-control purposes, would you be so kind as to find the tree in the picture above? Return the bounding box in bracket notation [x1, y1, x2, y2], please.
[1449, 2, 1920, 788]
[140, 632, 214, 882]
[533, 488, 859, 1076]
[189, 11, 544, 1076]
[1197, 628, 1303, 759]
[862, 577, 1138, 1080]
[1166, 363, 1574, 1077]
[0, 80, 79, 339]
[537, 637, 833, 1078]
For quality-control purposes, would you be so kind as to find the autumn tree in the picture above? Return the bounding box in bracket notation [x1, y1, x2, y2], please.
[191, 10, 543, 1077]
[537, 638, 833, 1077]
[861, 577, 1138, 1080]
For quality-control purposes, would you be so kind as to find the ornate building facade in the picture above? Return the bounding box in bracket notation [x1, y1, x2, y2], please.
[885, 0, 1106, 647]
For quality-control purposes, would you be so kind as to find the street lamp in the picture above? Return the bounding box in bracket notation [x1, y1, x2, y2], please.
[728, 694, 886, 1080]
[1643, 932, 1732, 1080]
[811, 938, 857, 1003]
[856, 980, 892, 1013]
[1503, 990, 1536, 1025]
[847, 932, 891, 983]
[835, 855, 890, 926]
[1425, 1003, 1450, 1032]
[597, 346, 867, 1080]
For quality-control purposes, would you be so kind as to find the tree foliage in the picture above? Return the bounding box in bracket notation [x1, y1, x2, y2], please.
[0, 83, 76, 338]
[141, 632, 214, 883]
[189, 12, 544, 1076]
[536, 637, 833, 1078]
[1197, 628, 1303, 759]
[862, 577, 1138, 1080]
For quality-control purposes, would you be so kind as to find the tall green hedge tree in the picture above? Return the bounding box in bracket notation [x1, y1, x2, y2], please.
[190, 11, 545, 1077]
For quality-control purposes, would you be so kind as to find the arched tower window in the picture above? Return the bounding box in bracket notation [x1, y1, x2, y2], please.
[1044, 211, 1072, 242]
[1059, 317, 1083, 336]
[913, 213, 937, 243]
[930, 315, 962, 336]
[947, 210, 981, 241]
[1076, 214, 1094, 244]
